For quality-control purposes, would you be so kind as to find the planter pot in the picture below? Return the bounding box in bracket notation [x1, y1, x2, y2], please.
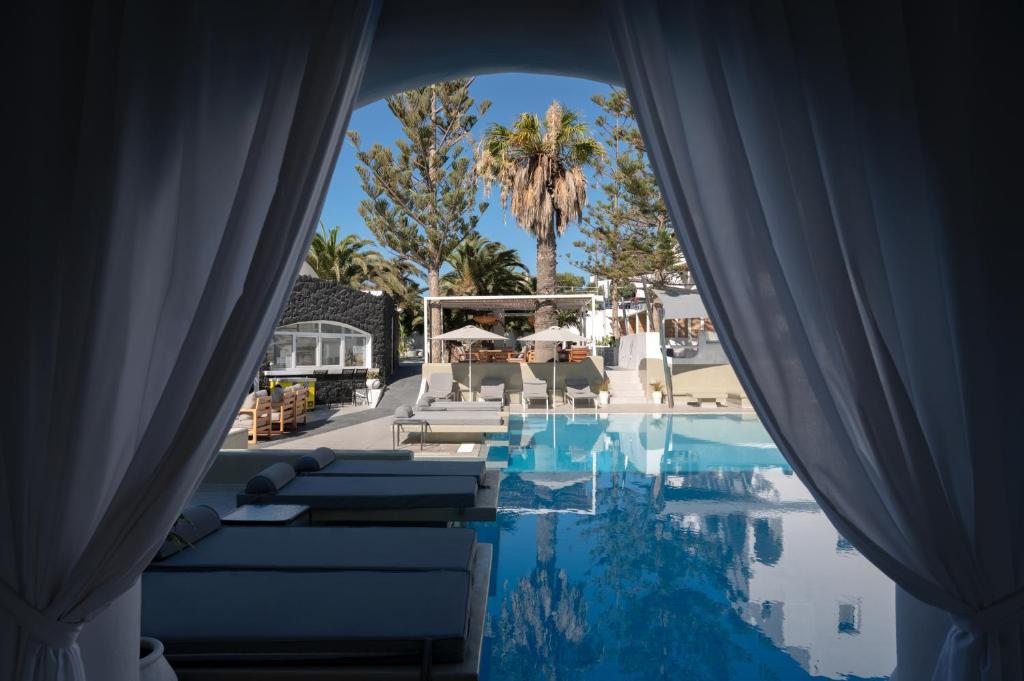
[366, 378, 381, 389]
[651, 391, 663, 405]
[599, 391, 610, 406]
[140, 637, 177, 681]
[367, 387, 383, 407]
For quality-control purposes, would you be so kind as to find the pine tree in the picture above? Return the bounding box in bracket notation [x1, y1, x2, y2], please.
[348, 79, 490, 360]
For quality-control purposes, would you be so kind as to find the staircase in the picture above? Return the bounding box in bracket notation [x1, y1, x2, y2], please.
[606, 368, 647, 404]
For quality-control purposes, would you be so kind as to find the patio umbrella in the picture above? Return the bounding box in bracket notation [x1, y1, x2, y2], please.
[519, 326, 588, 405]
[434, 325, 506, 399]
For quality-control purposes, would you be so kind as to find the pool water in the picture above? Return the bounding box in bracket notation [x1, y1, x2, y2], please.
[475, 414, 894, 681]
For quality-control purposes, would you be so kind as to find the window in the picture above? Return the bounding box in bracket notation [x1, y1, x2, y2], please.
[838, 603, 860, 634]
[265, 321, 371, 370]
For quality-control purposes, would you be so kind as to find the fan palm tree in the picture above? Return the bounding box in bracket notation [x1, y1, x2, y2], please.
[442, 235, 532, 296]
[479, 102, 602, 358]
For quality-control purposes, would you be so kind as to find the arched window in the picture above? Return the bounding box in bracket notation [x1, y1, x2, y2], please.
[266, 321, 371, 371]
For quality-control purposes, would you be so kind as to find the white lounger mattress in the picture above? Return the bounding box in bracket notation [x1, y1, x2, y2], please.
[237, 475, 479, 510]
[149, 526, 477, 572]
[303, 459, 487, 484]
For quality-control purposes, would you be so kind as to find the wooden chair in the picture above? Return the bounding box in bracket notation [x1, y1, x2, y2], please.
[270, 387, 297, 433]
[289, 385, 307, 427]
[569, 347, 590, 363]
[507, 351, 526, 364]
[238, 392, 273, 443]
[526, 350, 537, 363]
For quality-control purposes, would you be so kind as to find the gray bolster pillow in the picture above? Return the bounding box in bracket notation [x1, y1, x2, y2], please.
[416, 394, 435, 408]
[394, 405, 414, 418]
[155, 505, 221, 560]
[294, 447, 337, 473]
[245, 462, 296, 495]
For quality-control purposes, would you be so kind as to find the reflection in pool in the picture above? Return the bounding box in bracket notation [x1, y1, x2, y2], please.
[477, 414, 894, 681]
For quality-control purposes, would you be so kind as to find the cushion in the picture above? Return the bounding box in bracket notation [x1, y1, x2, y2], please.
[416, 394, 435, 408]
[271, 385, 284, 405]
[240, 392, 257, 410]
[394, 405, 414, 418]
[244, 462, 296, 495]
[294, 447, 337, 473]
[155, 505, 222, 560]
[255, 389, 268, 397]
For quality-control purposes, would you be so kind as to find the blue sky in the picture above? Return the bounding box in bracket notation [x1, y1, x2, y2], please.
[320, 73, 618, 281]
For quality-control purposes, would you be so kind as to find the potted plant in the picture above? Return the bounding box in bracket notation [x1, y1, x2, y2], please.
[597, 378, 611, 406]
[366, 368, 381, 389]
[650, 381, 664, 405]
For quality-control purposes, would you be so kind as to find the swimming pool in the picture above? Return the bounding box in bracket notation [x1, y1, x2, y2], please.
[477, 414, 894, 681]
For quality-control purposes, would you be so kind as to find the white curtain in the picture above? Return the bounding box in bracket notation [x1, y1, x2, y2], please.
[608, 1, 1022, 679]
[1, 1, 379, 679]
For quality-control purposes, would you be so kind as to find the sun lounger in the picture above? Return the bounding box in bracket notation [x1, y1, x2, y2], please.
[417, 400, 501, 412]
[237, 462, 500, 523]
[565, 380, 598, 411]
[478, 379, 506, 407]
[152, 505, 478, 572]
[521, 379, 550, 410]
[142, 546, 493, 679]
[294, 448, 487, 483]
[424, 370, 457, 400]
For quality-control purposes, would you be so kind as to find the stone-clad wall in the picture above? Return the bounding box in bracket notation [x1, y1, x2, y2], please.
[277, 276, 399, 381]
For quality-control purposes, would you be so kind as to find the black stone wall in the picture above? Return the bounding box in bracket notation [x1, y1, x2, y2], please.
[270, 277, 399, 402]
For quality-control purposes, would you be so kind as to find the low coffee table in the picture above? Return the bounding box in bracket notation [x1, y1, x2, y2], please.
[222, 504, 310, 526]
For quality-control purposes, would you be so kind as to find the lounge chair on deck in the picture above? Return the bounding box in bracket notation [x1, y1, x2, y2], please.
[416, 396, 501, 412]
[152, 505, 478, 571]
[521, 379, 550, 411]
[479, 378, 506, 407]
[237, 462, 500, 523]
[294, 447, 486, 482]
[143, 508, 491, 679]
[424, 370, 458, 401]
[565, 379, 598, 411]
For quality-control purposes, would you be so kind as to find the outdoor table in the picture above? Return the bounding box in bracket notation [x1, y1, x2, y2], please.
[392, 418, 427, 450]
[222, 504, 311, 526]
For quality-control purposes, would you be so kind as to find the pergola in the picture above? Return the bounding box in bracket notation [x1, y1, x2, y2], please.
[422, 294, 600, 362]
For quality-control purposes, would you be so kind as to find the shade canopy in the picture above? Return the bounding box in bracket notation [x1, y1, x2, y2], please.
[519, 326, 588, 344]
[655, 288, 708, 320]
[434, 325, 506, 341]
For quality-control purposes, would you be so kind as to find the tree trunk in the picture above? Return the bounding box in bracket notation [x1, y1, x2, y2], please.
[428, 268, 442, 362]
[610, 281, 620, 339]
[534, 227, 558, 362]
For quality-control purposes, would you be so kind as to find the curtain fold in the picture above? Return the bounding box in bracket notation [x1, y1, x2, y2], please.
[607, 0, 1022, 679]
[1, 1, 380, 678]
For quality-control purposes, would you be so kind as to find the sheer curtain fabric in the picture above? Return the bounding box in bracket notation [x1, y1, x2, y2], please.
[1, 1, 379, 679]
[608, 1, 1022, 679]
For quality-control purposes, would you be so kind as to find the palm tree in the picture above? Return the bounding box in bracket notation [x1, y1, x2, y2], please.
[442, 235, 532, 296]
[306, 223, 408, 295]
[479, 102, 602, 359]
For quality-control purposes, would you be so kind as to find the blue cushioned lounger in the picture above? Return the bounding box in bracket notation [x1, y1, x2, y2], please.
[237, 475, 479, 510]
[300, 459, 488, 484]
[151, 525, 476, 572]
[142, 569, 472, 663]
